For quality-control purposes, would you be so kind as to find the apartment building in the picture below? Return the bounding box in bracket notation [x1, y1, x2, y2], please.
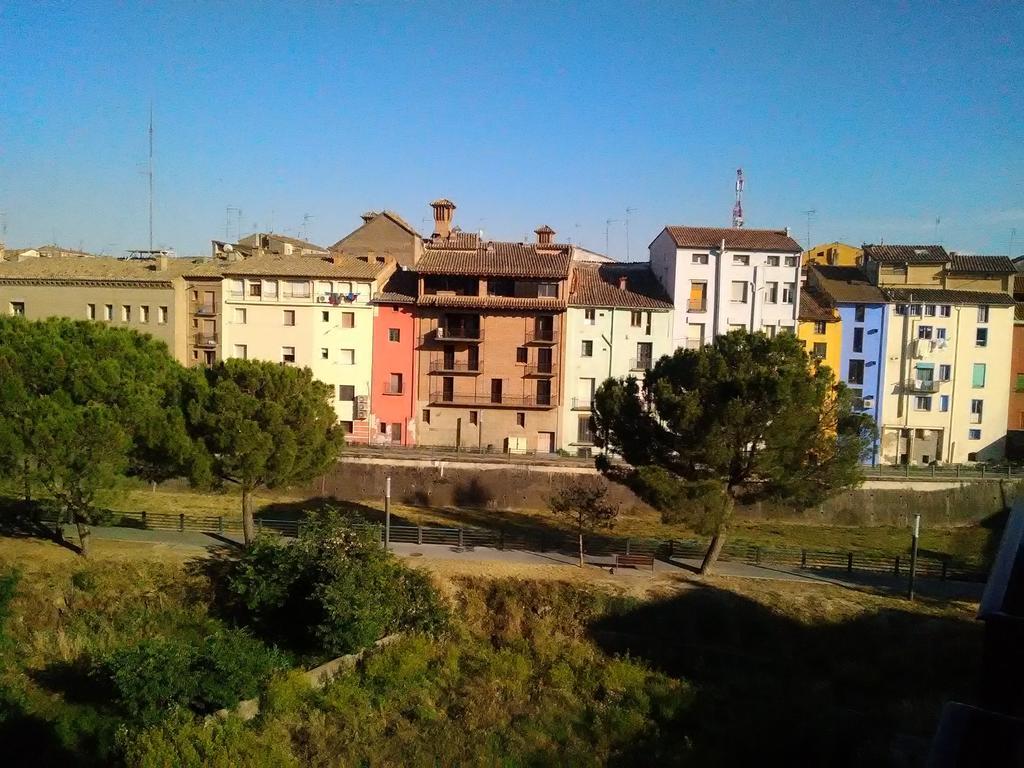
[0, 255, 190, 362]
[329, 210, 423, 268]
[648, 225, 803, 350]
[184, 263, 225, 366]
[415, 201, 570, 453]
[863, 246, 1016, 464]
[369, 269, 419, 446]
[796, 283, 841, 377]
[220, 253, 395, 440]
[560, 262, 673, 456]
[808, 266, 889, 463]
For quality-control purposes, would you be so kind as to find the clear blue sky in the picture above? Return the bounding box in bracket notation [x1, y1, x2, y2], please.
[2, 1, 1022, 259]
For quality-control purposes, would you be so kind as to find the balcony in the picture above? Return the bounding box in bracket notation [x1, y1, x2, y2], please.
[433, 326, 483, 343]
[905, 378, 940, 394]
[524, 362, 557, 377]
[687, 299, 707, 312]
[194, 333, 218, 347]
[525, 327, 558, 344]
[428, 391, 555, 409]
[683, 338, 704, 350]
[428, 356, 482, 374]
[192, 304, 217, 316]
[630, 358, 654, 372]
[571, 397, 593, 411]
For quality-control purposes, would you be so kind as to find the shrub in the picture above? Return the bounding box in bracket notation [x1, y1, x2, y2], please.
[192, 630, 290, 712]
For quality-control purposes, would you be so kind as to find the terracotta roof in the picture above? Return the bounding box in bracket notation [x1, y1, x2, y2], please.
[373, 269, 418, 304]
[417, 295, 566, 310]
[431, 198, 456, 207]
[427, 230, 480, 250]
[809, 265, 887, 304]
[330, 210, 421, 250]
[798, 285, 838, 323]
[948, 254, 1017, 274]
[660, 226, 802, 252]
[883, 288, 1014, 307]
[569, 263, 672, 309]
[237, 233, 327, 252]
[0, 256, 197, 284]
[221, 254, 387, 280]
[418, 240, 572, 279]
[863, 244, 949, 264]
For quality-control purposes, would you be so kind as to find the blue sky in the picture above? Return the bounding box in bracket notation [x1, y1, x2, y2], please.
[1, 1, 1022, 258]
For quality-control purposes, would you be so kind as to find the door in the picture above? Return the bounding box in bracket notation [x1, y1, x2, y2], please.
[490, 378, 503, 404]
[537, 432, 555, 453]
[537, 347, 553, 374]
[535, 315, 554, 341]
[389, 423, 402, 444]
[536, 379, 552, 406]
[442, 376, 454, 402]
[636, 342, 653, 370]
[467, 346, 479, 371]
[443, 344, 455, 370]
[202, 290, 215, 311]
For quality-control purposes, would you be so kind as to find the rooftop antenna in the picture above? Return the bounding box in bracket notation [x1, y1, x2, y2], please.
[302, 213, 313, 241]
[0, 211, 7, 241]
[1010, 228, 1017, 257]
[573, 223, 581, 245]
[801, 209, 817, 250]
[226, 206, 242, 240]
[934, 216, 941, 243]
[605, 218, 619, 258]
[625, 207, 638, 260]
[147, 102, 154, 252]
[732, 168, 745, 228]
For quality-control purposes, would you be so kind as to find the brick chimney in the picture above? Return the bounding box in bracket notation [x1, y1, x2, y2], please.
[618, 275, 629, 291]
[431, 199, 456, 238]
[535, 225, 555, 245]
[360, 211, 377, 224]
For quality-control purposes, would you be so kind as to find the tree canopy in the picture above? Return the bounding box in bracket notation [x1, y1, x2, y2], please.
[593, 330, 872, 573]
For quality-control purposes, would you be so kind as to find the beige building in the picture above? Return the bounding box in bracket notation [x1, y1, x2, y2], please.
[329, 210, 423, 268]
[0, 255, 194, 362]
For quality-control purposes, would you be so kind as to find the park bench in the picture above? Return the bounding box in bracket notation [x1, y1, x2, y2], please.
[614, 553, 655, 572]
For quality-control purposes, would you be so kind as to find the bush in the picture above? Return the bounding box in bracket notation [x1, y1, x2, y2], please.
[223, 512, 448, 658]
[91, 628, 288, 722]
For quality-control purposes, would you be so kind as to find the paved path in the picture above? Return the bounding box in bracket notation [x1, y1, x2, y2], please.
[71, 524, 984, 600]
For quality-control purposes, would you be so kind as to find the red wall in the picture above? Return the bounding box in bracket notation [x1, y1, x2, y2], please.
[370, 304, 417, 445]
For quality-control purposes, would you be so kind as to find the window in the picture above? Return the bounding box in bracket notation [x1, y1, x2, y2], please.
[915, 396, 932, 411]
[767, 255, 780, 267]
[339, 421, 354, 435]
[939, 394, 949, 412]
[282, 346, 295, 363]
[584, 308, 596, 325]
[388, 328, 400, 342]
[581, 340, 593, 357]
[782, 283, 795, 304]
[853, 327, 864, 353]
[918, 325, 933, 340]
[321, 348, 329, 359]
[936, 327, 947, 340]
[577, 415, 594, 443]
[469, 410, 478, 425]
[516, 347, 528, 363]
[263, 280, 278, 298]
[283, 310, 295, 326]
[140, 305, 149, 323]
[104, 304, 113, 321]
[322, 311, 330, 322]
[766, 282, 778, 303]
[233, 344, 247, 359]
[854, 305, 866, 322]
[969, 429, 981, 440]
[732, 254, 749, 266]
[939, 364, 951, 381]
[976, 328, 988, 347]
[924, 304, 936, 317]
[848, 359, 865, 385]
[939, 305, 951, 317]
[284, 280, 310, 299]
[421, 409, 430, 425]
[342, 312, 355, 328]
[691, 253, 709, 265]
[234, 308, 246, 324]
[814, 320, 826, 335]
[121, 305, 131, 322]
[9, 301, 24, 316]
[972, 363, 986, 388]
[977, 306, 989, 323]
[388, 373, 403, 394]
[339, 349, 355, 365]
[971, 399, 983, 423]
[338, 385, 355, 401]
[228, 279, 243, 297]
[730, 281, 748, 303]
[538, 282, 558, 298]
[630, 311, 643, 327]
[157, 306, 167, 324]
[688, 281, 707, 311]
[784, 255, 798, 267]
[812, 342, 827, 359]
[516, 412, 525, 427]
[1016, 373, 1024, 392]
[86, 304, 96, 320]
[249, 282, 262, 297]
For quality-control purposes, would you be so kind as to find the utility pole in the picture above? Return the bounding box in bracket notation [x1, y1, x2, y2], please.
[908, 513, 921, 600]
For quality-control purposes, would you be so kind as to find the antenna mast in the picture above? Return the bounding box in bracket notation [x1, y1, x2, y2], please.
[148, 102, 154, 252]
[605, 218, 619, 258]
[732, 168, 744, 228]
[625, 207, 638, 260]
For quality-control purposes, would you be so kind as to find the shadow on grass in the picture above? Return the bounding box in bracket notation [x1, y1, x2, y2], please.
[0, 496, 82, 554]
[592, 583, 982, 766]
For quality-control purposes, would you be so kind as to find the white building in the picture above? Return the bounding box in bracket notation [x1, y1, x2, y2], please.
[560, 262, 674, 455]
[219, 253, 395, 440]
[648, 226, 804, 349]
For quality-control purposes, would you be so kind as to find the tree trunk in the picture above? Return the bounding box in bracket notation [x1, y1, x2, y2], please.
[578, 532, 584, 568]
[241, 487, 256, 547]
[699, 490, 736, 576]
[76, 520, 91, 557]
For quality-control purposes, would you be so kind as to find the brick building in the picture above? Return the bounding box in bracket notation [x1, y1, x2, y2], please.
[369, 269, 419, 445]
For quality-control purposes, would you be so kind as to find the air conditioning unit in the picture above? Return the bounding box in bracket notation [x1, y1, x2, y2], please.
[861, 396, 874, 410]
[316, 295, 328, 303]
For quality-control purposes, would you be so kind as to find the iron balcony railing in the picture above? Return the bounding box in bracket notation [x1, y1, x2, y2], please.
[428, 356, 482, 374]
[434, 326, 483, 342]
[194, 333, 218, 347]
[428, 391, 555, 408]
[524, 362, 557, 376]
[571, 397, 593, 410]
[630, 357, 653, 372]
[525, 327, 557, 344]
[192, 304, 218, 316]
[905, 378, 940, 394]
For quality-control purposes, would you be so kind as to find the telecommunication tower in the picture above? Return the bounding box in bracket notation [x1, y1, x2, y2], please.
[732, 168, 745, 228]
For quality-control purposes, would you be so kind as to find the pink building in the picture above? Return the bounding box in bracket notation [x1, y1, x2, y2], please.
[369, 270, 418, 445]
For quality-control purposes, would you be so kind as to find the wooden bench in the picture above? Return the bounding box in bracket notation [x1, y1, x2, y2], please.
[614, 553, 655, 572]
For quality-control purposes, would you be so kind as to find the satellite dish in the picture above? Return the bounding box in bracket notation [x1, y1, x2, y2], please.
[223, 243, 234, 252]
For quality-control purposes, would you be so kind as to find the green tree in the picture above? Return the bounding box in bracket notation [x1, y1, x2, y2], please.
[549, 477, 620, 567]
[186, 359, 344, 546]
[593, 330, 872, 574]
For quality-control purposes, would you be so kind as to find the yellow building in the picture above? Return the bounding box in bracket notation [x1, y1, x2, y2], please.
[797, 283, 841, 381]
[802, 242, 862, 269]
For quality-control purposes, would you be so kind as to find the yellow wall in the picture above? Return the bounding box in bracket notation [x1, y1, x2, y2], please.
[802, 242, 861, 268]
[797, 318, 842, 383]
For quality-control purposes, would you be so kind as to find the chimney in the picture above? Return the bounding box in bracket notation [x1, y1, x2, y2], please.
[430, 198, 456, 238]
[618, 275, 628, 291]
[360, 211, 376, 224]
[535, 225, 555, 245]
[157, 254, 168, 271]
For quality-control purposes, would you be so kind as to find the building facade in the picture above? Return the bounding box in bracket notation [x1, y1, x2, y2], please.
[796, 283, 842, 378]
[560, 262, 673, 456]
[648, 225, 803, 350]
[329, 210, 423, 268]
[802, 242, 862, 268]
[368, 270, 419, 446]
